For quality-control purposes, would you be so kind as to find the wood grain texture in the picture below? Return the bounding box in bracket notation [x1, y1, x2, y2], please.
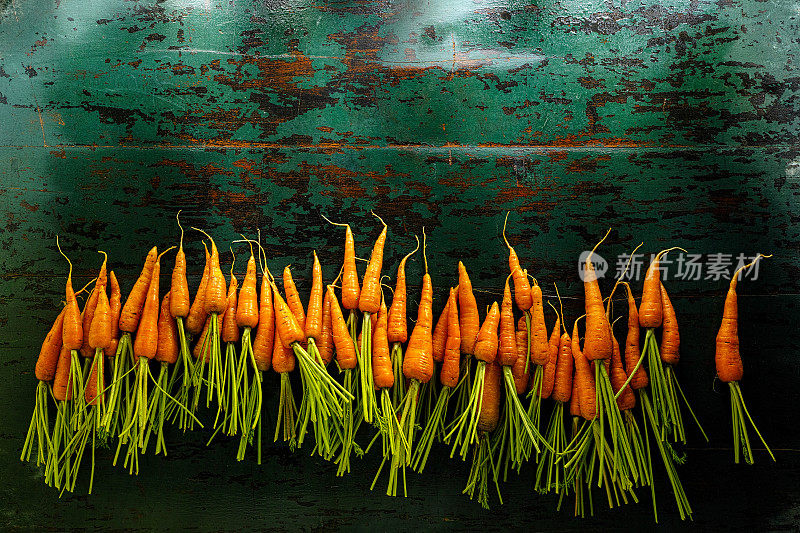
[1, 0, 799, 529]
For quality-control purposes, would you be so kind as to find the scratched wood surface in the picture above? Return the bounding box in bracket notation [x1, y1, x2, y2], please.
[1, 0, 800, 530]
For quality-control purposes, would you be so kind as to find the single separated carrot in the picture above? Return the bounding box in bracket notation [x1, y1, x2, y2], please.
[715, 254, 774, 465]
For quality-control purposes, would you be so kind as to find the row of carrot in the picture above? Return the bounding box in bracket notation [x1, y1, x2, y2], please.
[21, 213, 774, 518]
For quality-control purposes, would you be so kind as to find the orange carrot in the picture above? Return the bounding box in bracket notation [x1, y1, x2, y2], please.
[282, 265, 306, 336]
[478, 361, 502, 432]
[659, 283, 679, 365]
[639, 253, 664, 328]
[540, 314, 561, 399]
[569, 368, 580, 417]
[88, 279, 112, 351]
[358, 215, 388, 314]
[528, 281, 550, 365]
[497, 276, 517, 367]
[512, 319, 530, 394]
[715, 266, 749, 383]
[235, 244, 259, 329]
[403, 271, 434, 383]
[221, 270, 239, 344]
[193, 314, 222, 361]
[329, 286, 357, 370]
[53, 344, 72, 402]
[340, 223, 361, 310]
[304, 252, 324, 341]
[58, 239, 83, 351]
[552, 329, 574, 404]
[119, 246, 158, 333]
[387, 239, 418, 344]
[104, 271, 121, 357]
[432, 297, 451, 363]
[572, 319, 595, 420]
[79, 254, 106, 357]
[84, 356, 104, 406]
[503, 213, 532, 311]
[441, 287, 461, 388]
[473, 302, 500, 364]
[185, 243, 210, 335]
[622, 282, 648, 389]
[199, 232, 227, 315]
[252, 270, 274, 372]
[133, 251, 162, 360]
[458, 262, 480, 355]
[35, 309, 65, 382]
[156, 292, 179, 365]
[272, 283, 305, 347]
[610, 334, 635, 411]
[170, 212, 190, 319]
[372, 298, 394, 389]
[582, 232, 612, 361]
[317, 288, 334, 365]
[271, 323, 296, 374]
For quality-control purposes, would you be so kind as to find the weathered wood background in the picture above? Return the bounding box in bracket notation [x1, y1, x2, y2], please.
[1, 0, 799, 529]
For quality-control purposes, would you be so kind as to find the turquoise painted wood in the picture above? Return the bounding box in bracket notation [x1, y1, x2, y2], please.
[1, 0, 799, 529]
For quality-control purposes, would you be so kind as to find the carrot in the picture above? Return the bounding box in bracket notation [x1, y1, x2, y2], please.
[464, 360, 503, 509]
[497, 276, 517, 367]
[252, 267, 274, 372]
[88, 274, 113, 351]
[119, 246, 158, 333]
[185, 243, 210, 336]
[569, 370, 580, 417]
[659, 283, 679, 365]
[330, 285, 357, 370]
[104, 271, 121, 357]
[221, 268, 239, 344]
[192, 315, 220, 361]
[79, 253, 106, 357]
[503, 213, 532, 311]
[132, 251, 162, 360]
[473, 302, 500, 364]
[582, 231, 612, 361]
[236, 241, 259, 329]
[170, 211, 191, 319]
[321, 216, 360, 310]
[192, 229, 227, 315]
[57, 238, 83, 351]
[715, 254, 774, 464]
[84, 354, 105, 407]
[431, 297, 451, 363]
[512, 318, 529, 394]
[358, 213, 387, 314]
[372, 297, 394, 389]
[478, 361, 502, 432]
[528, 281, 550, 365]
[53, 343, 73, 402]
[402, 272, 434, 383]
[458, 262, 480, 355]
[282, 265, 306, 336]
[317, 288, 334, 365]
[441, 287, 461, 388]
[272, 283, 305, 347]
[86, 262, 110, 414]
[539, 309, 561, 399]
[610, 334, 635, 411]
[156, 292, 179, 365]
[271, 324, 295, 374]
[552, 330, 574, 404]
[387, 238, 418, 344]
[272, 303, 297, 446]
[35, 308, 65, 382]
[305, 252, 323, 340]
[621, 282, 648, 389]
[572, 318, 595, 421]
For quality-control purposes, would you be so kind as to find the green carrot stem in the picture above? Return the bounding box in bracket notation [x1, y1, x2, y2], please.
[446, 361, 486, 460]
[21, 381, 51, 466]
[449, 356, 473, 429]
[730, 381, 774, 464]
[358, 312, 376, 424]
[390, 343, 405, 408]
[274, 372, 297, 449]
[412, 385, 450, 473]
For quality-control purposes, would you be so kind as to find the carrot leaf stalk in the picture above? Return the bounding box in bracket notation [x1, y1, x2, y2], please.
[464, 432, 502, 510]
[21, 381, 52, 466]
[412, 385, 451, 473]
[729, 381, 774, 465]
[533, 402, 568, 493]
[390, 343, 405, 408]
